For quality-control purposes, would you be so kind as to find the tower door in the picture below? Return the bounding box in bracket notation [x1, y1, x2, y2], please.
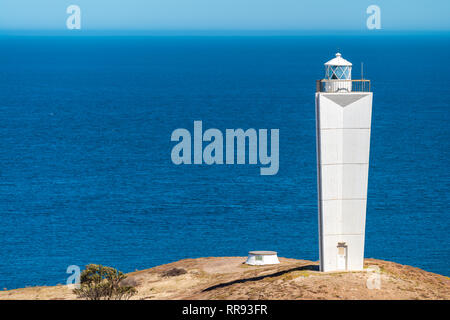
[337, 243, 347, 270]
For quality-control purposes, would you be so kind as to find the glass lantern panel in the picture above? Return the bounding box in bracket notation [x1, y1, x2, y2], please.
[335, 67, 344, 78]
[326, 66, 333, 79]
[342, 67, 349, 79]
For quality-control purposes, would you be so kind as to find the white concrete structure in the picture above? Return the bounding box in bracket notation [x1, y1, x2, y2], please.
[315, 53, 372, 272]
[245, 251, 280, 265]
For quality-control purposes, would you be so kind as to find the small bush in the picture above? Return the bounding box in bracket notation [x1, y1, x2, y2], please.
[73, 264, 137, 300]
[162, 268, 187, 277]
[120, 276, 139, 288]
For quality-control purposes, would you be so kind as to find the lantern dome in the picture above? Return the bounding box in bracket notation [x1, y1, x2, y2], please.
[324, 52, 352, 67]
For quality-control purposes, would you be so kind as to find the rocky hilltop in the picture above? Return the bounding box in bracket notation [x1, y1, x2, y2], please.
[1, 257, 449, 300]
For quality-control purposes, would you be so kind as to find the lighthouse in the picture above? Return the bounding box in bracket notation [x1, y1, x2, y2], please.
[315, 53, 372, 272]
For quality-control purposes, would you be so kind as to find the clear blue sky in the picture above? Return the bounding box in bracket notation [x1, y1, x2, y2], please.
[0, 0, 449, 31]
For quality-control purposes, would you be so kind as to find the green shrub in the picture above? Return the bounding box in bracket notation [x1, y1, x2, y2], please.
[73, 264, 137, 300]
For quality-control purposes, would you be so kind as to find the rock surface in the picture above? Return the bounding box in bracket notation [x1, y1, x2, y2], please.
[1, 257, 449, 300]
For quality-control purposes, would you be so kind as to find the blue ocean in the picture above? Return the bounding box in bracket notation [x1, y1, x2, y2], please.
[0, 34, 448, 289]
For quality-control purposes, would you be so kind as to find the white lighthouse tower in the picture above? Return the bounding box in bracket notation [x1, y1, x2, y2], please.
[315, 53, 372, 272]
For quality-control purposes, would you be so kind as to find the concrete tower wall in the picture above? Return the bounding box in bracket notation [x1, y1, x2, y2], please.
[315, 92, 373, 272]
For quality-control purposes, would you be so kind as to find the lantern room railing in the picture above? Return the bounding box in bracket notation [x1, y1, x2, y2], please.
[316, 79, 371, 93]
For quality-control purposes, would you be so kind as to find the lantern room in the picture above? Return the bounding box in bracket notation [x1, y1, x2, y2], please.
[321, 52, 353, 92]
[325, 52, 352, 80]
